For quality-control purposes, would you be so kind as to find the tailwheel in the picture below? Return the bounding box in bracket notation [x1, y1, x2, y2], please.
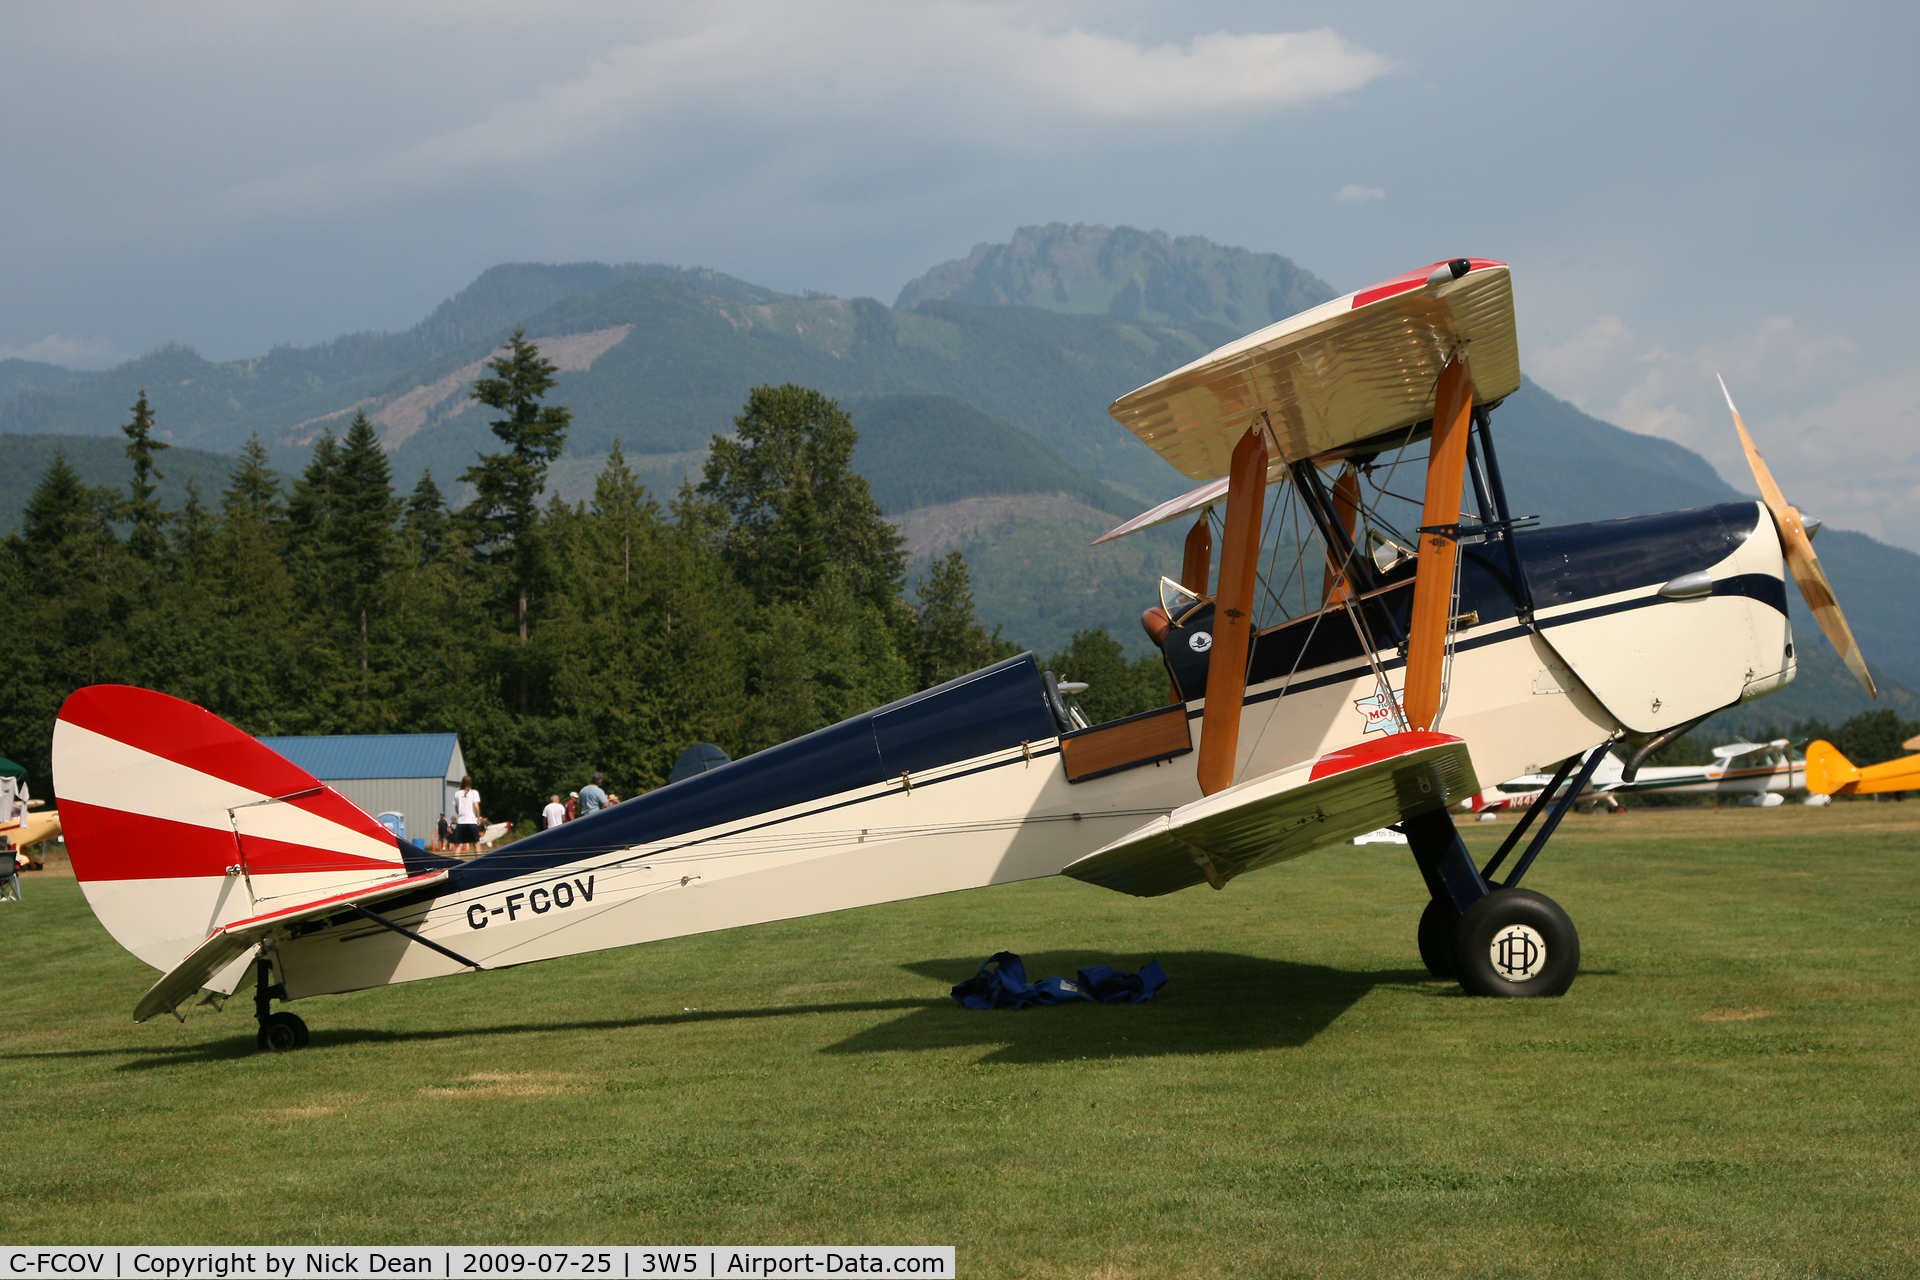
[1417, 898, 1459, 979]
[1452, 888, 1579, 997]
[257, 1011, 309, 1052]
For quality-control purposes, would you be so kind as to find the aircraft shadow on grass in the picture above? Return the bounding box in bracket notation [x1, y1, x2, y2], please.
[4, 953, 1441, 1071]
[821, 951, 1436, 1064]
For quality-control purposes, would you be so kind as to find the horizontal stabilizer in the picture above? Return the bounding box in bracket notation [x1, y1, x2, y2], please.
[1064, 731, 1478, 897]
[132, 869, 450, 1023]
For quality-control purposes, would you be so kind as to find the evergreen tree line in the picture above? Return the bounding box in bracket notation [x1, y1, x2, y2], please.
[2, 333, 1169, 824]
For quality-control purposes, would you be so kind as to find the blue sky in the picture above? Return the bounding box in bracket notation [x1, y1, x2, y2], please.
[3, 2, 1916, 549]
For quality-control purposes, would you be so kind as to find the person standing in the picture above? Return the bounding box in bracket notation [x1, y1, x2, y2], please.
[578, 772, 609, 817]
[452, 775, 484, 854]
[564, 792, 578, 822]
[541, 794, 566, 830]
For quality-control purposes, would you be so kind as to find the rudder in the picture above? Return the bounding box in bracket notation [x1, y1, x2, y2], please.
[54, 685, 421, 983]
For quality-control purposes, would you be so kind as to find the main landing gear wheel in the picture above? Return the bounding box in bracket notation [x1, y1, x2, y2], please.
[1418, 898, 1459, 979]
[1452, 888, 1580, 998]
[257, 1011, 309, 1052]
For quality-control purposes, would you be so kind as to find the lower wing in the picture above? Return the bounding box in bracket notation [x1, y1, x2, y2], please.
[1063, 731, 1478, 897]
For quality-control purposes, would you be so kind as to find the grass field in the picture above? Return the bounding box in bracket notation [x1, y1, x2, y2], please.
[4, 804, 1918, 1277]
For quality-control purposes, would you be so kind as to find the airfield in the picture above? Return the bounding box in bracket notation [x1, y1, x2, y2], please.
[5, 802, 1917, 1277]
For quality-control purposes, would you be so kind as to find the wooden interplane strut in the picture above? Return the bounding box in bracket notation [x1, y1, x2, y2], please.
[1403, 358, 1475, 732]
[1181, 516, 1213, 596]
[1321, 463, 1362, 606]
[1196, 428, 1270, 795]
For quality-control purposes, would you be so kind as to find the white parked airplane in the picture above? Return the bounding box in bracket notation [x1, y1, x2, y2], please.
[1476, 738, 1821, 811]
[54, 257, 1874, 1048]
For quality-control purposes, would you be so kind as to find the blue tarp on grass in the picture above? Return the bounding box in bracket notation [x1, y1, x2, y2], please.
[951, 952, 1167, 1010]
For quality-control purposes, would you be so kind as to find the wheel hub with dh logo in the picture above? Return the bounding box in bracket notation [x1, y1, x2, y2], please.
[1490, 923, 1547, 981]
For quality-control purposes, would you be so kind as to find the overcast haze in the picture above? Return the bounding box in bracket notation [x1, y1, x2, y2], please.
[4, 2, 1917, 550]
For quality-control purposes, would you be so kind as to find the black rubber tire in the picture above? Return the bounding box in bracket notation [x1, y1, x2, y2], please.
[1452, 888, 1579, 997]
[1418, 898, 1459, 978]
[257, 1011, 309, 1051]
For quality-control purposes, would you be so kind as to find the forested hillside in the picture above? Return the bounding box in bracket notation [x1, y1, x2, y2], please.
[5, 225, 1915, 745]
[0, 360, 1042, 826]
[0, 262, 786, 453]
[0, 434, 240, 535]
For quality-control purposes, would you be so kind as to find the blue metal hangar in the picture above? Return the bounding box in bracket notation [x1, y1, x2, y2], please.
[255, 733, 465, 845]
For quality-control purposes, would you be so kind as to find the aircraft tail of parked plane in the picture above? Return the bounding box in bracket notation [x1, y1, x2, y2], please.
[1803, 740, 1920, 797]
[52, 685, 452, 1006]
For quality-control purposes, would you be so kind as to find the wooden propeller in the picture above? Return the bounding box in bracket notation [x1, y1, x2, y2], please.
[1719, 376, 1875, 698]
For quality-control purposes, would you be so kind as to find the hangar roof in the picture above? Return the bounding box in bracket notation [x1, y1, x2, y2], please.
[256, 733, 462, 782]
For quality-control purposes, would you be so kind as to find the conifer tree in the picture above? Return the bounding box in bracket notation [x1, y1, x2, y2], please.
[405, 469, 449, 563]
[210, 435, 300, 723]
[174, 479, 215, 565]
[121, 390, 173, 560]
[331, 412, 400, 676]
[223, 433, 284, 527]
[699, 384, 905, 612]
[462, 331, 572, 714]
[592, 441, 651, 590]
[287, 428, 342, 541]
[1045, 628, 1168, 725]
[7, 450, 133, 698]
[463, 330, 572, 645]
[914, 549, 1015, 688]
[11, 449, 101, 562]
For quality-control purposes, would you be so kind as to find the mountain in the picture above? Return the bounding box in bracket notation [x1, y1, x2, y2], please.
[848, 394, 1134, 517]
[357, 281, 1217, 507]
[895, 223, 1336, 339]
[0, 262, 787, 454]
[0, 359, 84, 400]
[3, 226, 1913, 730]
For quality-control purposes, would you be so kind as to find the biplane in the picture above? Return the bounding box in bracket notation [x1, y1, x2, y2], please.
[54, 258, 1876, 1049]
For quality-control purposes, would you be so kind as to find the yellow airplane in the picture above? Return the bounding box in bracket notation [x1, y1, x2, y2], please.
[1, 756, 60, 870]
[1804, 738, 1920, 797]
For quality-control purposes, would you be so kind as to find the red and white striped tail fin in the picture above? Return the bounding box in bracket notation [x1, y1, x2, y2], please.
[53, 685, 415, 981]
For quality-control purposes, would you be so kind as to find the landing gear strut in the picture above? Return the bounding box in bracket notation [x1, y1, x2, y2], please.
[253, 953, 308, 1051]
[1405, 741, 1609, 997]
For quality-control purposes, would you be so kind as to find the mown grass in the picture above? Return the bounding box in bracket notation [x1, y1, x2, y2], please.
[3, 804, 1918, 1277]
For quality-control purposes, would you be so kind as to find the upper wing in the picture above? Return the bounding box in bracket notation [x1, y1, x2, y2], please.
[132, 869, 450, 1022]
[1063, 731, 1478, 898]
[1711, 739, 1786, 760]
[1107, 260, 1520, 482]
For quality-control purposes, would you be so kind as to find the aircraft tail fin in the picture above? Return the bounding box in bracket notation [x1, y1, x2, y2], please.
[1804, 738, 1920, 796]
[1803, 740, 1856, 795]
[53, 685, 430, 982]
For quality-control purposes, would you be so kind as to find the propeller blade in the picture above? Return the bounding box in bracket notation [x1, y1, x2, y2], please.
[1718, 376, 1876, 698]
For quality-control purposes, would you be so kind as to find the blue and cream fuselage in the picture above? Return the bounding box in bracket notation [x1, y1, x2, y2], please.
[273, 501, 1791, 1002]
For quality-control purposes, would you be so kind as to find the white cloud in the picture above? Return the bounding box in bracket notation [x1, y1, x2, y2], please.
[0, 334, 124, 370]
[1529, 314, 1920, 553]
[1336, 184, 1384, 202]
[211, 9, 1396, 219]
